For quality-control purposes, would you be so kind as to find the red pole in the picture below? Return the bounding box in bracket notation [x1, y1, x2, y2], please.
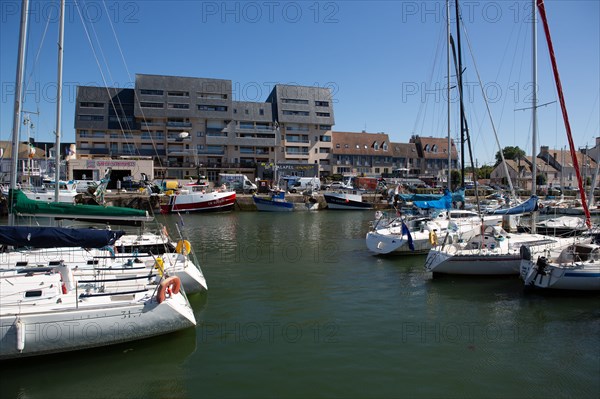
[536, 0, 592, 228]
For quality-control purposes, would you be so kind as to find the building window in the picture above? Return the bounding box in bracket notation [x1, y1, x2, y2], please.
[432, 144, 438, 153]
[245, 109, 249, 115]
[319, 125, 331, 131]
[140, 89, 163, 95]
[167, 91, 189, 97]
[78, 115, 104, 121]
[382, 142, 388, 151]
[197, 131, 204, 137]
[282, 98, 309, 105]
[316, 112, 330, 117]
[259, 109, 264, 115]
[80, 102, 104, 108]
[233, 109, 237, 114]
[140, 102, 164, 108]
[168, 103, 190, 109]
[345, 144, 349, 148]
[282, 110, 309, 116]
[197, 92, 227, 99]
[315, 101, 329, 107]
[319, 135, 331, 142]
[198, 105, 227, 112]
[336, 144, 340, 148]
[374, 142, 379, 150]
[424, 144, 430, 152]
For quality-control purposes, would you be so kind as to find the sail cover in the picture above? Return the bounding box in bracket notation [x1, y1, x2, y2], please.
[9, 189, 151, 221]
[413, 189, 454, 210]
[0, 226, 125, 248]
[491, 195, 538, 215]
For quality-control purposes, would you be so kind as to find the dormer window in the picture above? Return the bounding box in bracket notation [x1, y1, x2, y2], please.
[373, 142, 379, 150]
[424, 144, 430, 152]
[382, 142, 388, 151]
[432, 145, 438, 153]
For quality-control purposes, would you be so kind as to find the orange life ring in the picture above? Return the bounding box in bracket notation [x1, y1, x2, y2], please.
[157, 276, 181, 303]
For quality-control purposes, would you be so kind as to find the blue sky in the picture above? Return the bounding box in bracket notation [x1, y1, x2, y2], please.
[1, 0, 598, 166]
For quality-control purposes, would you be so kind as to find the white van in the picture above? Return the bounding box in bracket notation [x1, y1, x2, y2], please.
[289, 177, 321, 193]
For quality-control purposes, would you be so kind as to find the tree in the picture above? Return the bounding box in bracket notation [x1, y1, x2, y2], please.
[477, 165, 494, 179]
[536, 173, 547, 186]
[495, 146, 526, 165]
[451, 170, 461, 189]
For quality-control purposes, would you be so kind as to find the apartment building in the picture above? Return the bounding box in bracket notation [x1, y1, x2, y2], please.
[266, 84, 334, 176]
[75, 75, 335, 181]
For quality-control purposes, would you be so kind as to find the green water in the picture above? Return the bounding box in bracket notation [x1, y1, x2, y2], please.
[1, 211, 599, 399]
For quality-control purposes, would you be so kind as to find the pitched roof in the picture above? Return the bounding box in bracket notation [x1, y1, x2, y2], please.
[332, 131, 391, 155]
[523, 156, 560, 173]
[541, 148, 597, 170]
[391, 142, 418, 158]
[413, 136, 458, 159]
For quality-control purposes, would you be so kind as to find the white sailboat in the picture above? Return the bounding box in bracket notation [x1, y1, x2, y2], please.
[0, 265, 195, 360]
[1, 0, 198, 360]
[0, 225, 197, 360]
[519, 0, 599, 291]
[424, 0, 581, 276]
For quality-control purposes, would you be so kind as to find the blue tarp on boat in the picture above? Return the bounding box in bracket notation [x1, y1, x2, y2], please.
[0, 226, 125, 248]
[413, 189, 453, 210]
[397, 189, 465, 204]
[490, 195, 538, 215]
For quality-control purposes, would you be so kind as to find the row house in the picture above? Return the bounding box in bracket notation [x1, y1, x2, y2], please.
[410, 135, 458, 180]
[490, 157, 560, 190]
[330, 131, 423, 177]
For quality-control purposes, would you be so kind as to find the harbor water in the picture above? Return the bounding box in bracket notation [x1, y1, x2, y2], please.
[1, 211, 599, 398]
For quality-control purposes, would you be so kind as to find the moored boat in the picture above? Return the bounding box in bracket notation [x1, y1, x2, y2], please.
[160, 179, 236, 214]
[324, 191, 373, 210]
[253, 191, 294, 212]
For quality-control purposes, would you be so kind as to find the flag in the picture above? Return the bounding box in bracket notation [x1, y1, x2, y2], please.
[401, 221, 415, 251]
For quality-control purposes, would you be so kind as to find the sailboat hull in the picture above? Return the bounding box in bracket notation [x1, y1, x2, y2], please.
[0, 293, 195, 360]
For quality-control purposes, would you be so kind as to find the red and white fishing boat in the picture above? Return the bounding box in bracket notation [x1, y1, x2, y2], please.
[160, 178, 236, 214]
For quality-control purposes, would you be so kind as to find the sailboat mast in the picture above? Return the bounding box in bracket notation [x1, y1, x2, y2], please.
[9, 0, 30, 227]
[531, 0, 538, 233]
[454, 0, 465, 186]
[536, 0, 591, 227]
[446, 0, 451, 190]
[54, 0, 65, 203]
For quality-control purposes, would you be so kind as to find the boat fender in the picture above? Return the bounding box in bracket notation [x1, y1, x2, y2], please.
[429, 231, 438, 246]
[16, 318, 25, 352]
[175, 240, 191, 255]
[154, 257, 165, 277]
[157, 276, 181, 303]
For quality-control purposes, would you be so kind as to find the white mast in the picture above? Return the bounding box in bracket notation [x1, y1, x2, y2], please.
[9, 0, 29, 226]
[531, 0, 538, 233]
[54, 0, 65, 203]
[446, 0, 452, 190]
